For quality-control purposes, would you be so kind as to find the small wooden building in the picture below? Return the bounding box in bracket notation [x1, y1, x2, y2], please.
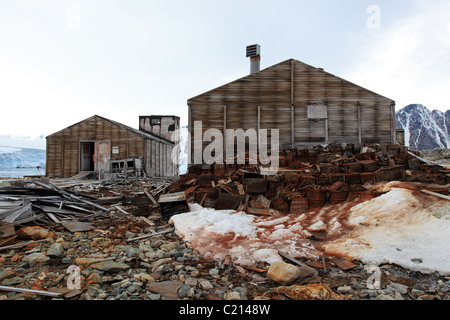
[187, 58, 396, 162]
[46, 115, 177, 178]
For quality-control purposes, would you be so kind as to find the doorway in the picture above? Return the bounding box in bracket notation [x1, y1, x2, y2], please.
[80, 142, 95, 171]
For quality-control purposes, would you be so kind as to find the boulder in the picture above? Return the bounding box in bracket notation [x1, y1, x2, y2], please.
[90, 261, 130, 272]
[16, 226, 49, 240]
[47, 243, 64, 257]
[267, 261, 301, 285]
[22, 253, 50, 266]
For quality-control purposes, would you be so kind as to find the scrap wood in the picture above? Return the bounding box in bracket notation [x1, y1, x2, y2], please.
[247, 207, 271, 216]
[240, 265, 267, 273]
[220, 185, 236, 195]
[0, 285, 64, 298]
[333, 257, 357, 271]
[199, 193, 208, 206]
[113, 204, 131, 215]
[0, 239, 52, 252]
[278, 250, 318, 276]
[421, 189, 450, 201]
[0, 235, 17, 247]
[139, 216, 155, 227]
[126, 228, 174, 242]
[61, 220, 95, 233]
[32, 180, 110, 212]
[0, 202, 33, 224]
[144, 188, 158, 205]
[408, 151, 446, 167]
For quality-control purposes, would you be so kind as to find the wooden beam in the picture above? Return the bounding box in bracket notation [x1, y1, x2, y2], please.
[126, 229, 174, 242]
[421, 189, 450, 201]
[0, 285, 64, 298]
[144, 188, 158, 204]
[278, 250, 317, 276]
[357, 103, 362, 144]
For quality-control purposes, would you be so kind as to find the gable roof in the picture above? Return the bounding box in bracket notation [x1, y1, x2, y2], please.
[188, 58, 395, 105]
[46, 115, 175, 145]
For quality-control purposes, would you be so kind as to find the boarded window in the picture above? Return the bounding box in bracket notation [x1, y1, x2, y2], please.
[307, 105, 328, 119]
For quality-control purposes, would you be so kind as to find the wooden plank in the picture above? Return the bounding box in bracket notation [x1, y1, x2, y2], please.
[0, 239, 52, 251]
[61, 220, 95, 233]
[247, 207, 271, 216]
[278, 250, 318, 276]
[421, 189, 450, 201]
[126, 229, 174, 242]
[0, 285, 64, 298]
[144, 188, 158, 205]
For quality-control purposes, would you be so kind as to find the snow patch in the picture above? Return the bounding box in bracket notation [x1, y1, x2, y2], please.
[324, 187, 450, 275]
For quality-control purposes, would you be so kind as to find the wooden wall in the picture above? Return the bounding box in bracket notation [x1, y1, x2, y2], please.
[188, 59, 395, 162]
[46, 116, 175, 178]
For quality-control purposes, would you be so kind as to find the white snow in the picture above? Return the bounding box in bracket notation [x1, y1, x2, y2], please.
[170, 203, 320, 266]
[324, 184, 450, 275]
[171, 181, 450, 275]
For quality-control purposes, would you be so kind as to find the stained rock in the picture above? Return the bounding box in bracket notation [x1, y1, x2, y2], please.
[16, 226, 49, 240]
[22, 253, 50, 266]
[47, 243, 64, 257]
[267, 261, 301, 286]
[261, 283, 350, 300]
[91, 261, 130, 272]
[147, 280, 183, 300]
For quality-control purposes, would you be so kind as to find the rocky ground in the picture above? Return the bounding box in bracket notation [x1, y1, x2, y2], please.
[1, 203, 449, 302]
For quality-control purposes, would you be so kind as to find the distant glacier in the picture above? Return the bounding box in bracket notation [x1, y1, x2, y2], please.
[0, 135, 46, 177]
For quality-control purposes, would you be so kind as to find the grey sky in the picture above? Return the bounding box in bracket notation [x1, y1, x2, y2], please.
[1, 0, 449, 136]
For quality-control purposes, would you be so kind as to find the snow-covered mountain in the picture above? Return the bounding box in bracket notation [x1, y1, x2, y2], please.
[396, 104, 450, 151]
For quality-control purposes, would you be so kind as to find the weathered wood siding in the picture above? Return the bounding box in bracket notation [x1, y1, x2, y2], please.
[46, 115, 175, 178]
[188, 59, 395, 162]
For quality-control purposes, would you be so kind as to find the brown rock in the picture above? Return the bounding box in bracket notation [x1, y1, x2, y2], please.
[16, 226, 49, 240]
[268, 261, 301, 286]
[262, 283, 350, 300]
[147, 281, 183, 300]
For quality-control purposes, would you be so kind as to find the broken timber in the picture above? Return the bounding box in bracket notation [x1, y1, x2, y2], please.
[0, 285, 64, 298]
[421, 189, 450, 201]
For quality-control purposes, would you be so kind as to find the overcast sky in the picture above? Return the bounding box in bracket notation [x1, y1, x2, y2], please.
[1, 0, 449, 137]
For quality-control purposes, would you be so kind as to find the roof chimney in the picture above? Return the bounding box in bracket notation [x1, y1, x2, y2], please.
[246, 44, 261, 74]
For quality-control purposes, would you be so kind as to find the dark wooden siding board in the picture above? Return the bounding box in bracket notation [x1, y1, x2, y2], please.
[189, 59, 395, 158]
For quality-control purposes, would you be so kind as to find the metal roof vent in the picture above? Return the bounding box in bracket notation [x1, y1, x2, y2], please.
[246, 44, 261, 74]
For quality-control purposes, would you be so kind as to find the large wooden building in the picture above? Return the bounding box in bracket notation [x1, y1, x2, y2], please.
[187, 58, 396, 163]
[46, 115, 178, 178]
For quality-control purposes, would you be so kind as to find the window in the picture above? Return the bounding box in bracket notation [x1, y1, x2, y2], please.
[151, 118, 161, 126]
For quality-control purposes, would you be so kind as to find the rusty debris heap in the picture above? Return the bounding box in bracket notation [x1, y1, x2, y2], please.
[164, 143, 449, 218]
[0, 141, 449, 302]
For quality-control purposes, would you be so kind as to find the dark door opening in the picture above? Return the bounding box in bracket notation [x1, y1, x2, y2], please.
[80, 142, 95, 171]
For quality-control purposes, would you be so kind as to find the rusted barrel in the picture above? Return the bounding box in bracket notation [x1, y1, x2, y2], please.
[290, 197, 309, 214]
[329, 190, 348, 205]
[271, 197, 290, 213]
[360, 160, 378, 172]
[306, 189, 327, 208]
[345, 173, 361, 185]
[360, 172, 376, 184]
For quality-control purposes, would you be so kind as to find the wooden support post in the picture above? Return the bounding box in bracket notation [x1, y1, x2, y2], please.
[357, 103, 362, 144]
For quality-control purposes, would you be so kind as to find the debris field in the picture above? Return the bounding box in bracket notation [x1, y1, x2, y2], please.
[1, 143, 450, 301]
